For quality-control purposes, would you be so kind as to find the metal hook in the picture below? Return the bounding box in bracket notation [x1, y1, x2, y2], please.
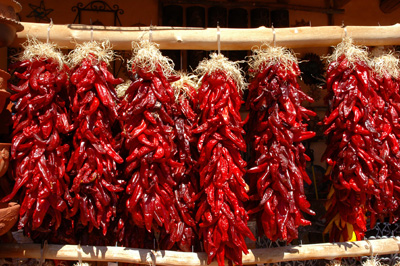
[146, 251, 156, 266]
[217, 21, 221, 54]
[90, 18, 94, 42]
[39, 241, 44, 266]
[38, 240, 48, 266]
[47, 18, 53, 43]
[341, 21, 347, 38]
[149, 22, 153, 42]
[272, 24, 276, 46]
[365, 238, 374, 260]
[77, 242, 83, 265]
[180, 50, 183, 70]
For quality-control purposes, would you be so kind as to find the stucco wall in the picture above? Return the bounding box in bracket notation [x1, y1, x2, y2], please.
[335, 0, 400, 26]
[15, 0, 400, 27]
[17, 0, 159, 26]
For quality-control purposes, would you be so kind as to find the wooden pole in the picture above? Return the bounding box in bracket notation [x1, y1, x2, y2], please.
[1, 238, 400, 264]
[12, 22, 400, 51]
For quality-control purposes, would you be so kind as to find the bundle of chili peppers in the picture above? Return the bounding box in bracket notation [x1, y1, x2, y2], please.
[158, 73, 199, 251]
[246, 46, 316, 242]
[194, 53, 255, 266]
[118, 40, 193, 249]
[66, 41, 124, 238]
[2, 40, 71, 240]
[323, 38, 379, 241]
[114, 81, 154, 249]
[369, 53, 400, 225]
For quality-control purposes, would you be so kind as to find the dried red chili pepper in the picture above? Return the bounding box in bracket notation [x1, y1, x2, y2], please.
[246, 46, 315, 243]
[158, 73, 199, 252]
[118, 41, 191, 249]
[2, 41, 71, 241]
[67, 41, 124, 239]
[323, 39, 378, 242]
[368, 54, 400, 226]
[194, 53, 254, 266]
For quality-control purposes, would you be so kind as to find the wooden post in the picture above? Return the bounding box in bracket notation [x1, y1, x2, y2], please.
[0, 238, 400, 264]
[11, 22, 400, 51]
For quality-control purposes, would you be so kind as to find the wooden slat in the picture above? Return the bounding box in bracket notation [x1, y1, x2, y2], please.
[0, 238, 400, 264]
[333, 0, 352, 8]
[11, 23, 400, 51]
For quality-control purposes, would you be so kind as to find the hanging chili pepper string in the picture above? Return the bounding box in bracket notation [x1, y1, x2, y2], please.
[158, 72, 199, 252]
[118, 40, 185, 249]
[323, 38, 377, 242]
[3, 39, 72, 242]
[66, 41, 124, 243]
[194, 53, 254, 266]
[369, 53, 400, 226]
[246, 45, 316, 243]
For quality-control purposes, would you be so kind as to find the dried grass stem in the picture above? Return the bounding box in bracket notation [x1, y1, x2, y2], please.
[67, 40, 115, 68]
[18, 38, 65, 67]
[171, 71, 198, 102]
[129, 40, 175, 78]
[195, 53, 246, 92]
[371, 52, 400, 79]
[248, 44, 298, 77]
[326, 37, 369, 65]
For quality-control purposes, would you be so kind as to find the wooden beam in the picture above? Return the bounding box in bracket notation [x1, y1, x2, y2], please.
[333, 0, 352, 8]
[160, 0, 345, 14]
[380, 0, 400, 13]
[0, 238, 400, 264]
[11, 22, 400, 51]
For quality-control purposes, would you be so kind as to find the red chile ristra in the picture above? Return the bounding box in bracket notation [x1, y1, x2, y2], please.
[246, 46, 316, 243]
[369, 54, 400, 226]
[194, 53, 255, 266]
[323, 38, 378, 241]
[2, 41, 71, 241]
[66, 41, 124, 238]
[118, 41, 195, 250]
[156, 73, 199, 251]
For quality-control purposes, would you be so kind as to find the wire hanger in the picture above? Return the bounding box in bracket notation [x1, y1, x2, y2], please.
[77, 242, 83, 265]
[217, 21, 221, 54]
[272, 23, 276, 47]
[364, 238, 374, 260]
[149, 22, 153, 42]
[47, 18, 53, 43]
[342, 21, 347, 38]
[90, 18, 94, 42]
